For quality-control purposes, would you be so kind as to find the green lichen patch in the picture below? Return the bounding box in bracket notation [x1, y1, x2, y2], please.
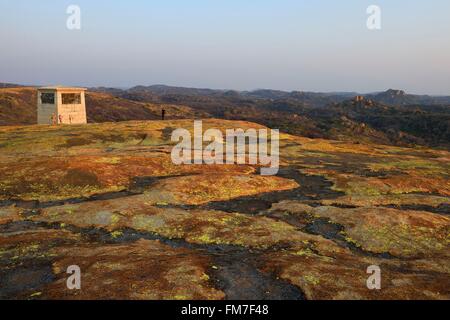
[271, 201, 450, 258]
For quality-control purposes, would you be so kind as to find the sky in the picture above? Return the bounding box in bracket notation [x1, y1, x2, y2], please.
[1, 0, 449, 94]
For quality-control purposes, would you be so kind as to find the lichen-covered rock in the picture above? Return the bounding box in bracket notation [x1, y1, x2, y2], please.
[319, 194, 449, 208]
[261, 247, 450, 300]
[0, 206, 22, 224]
[34, 197, 328, 249]
[142, 174, 298, 205]
[41, 239, 225, 300]
[270, 201, 450, 258]
[1, 120, 449, 300]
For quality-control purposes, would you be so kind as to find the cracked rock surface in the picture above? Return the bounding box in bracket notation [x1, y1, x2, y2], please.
[0, 120, 449, 300]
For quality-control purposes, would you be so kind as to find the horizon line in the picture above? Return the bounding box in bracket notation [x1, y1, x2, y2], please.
[2, 81, 450, 97]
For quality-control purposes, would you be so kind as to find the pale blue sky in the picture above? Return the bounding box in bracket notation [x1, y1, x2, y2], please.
[1, 0, 449, 94]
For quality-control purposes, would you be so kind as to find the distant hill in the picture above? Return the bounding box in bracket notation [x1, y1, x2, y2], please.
[314, 97, 450, 147]
[366, 89, 450, 106]
[103, 85, 449, 147]
[0, 87, 36, 125]
[101, 84, 450, 106]
[0, 82, 27, 89]
[103, 85, 354, 107]
[129, 85, 225, 97]
[1, 83, 449, 148]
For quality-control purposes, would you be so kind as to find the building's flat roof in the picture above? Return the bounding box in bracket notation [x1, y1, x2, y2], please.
[38, 86, 87, 91]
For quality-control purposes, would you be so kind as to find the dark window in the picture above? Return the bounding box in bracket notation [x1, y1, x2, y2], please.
[62, 93, 81, 105]
[41, 93, 55, 104]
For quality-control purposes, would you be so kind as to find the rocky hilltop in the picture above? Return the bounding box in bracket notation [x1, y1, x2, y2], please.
[0, 120, 448, 299]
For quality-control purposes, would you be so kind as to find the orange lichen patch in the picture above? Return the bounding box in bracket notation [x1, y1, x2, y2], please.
[143, 174, 298, 205]
[68, 155, 256, 187]
[302, 168, 450, 197]
[66, 155, 172, 187]
[171, 118, 268, 134]
[272, 201, 450, 258]
[320, 194, 449, 208]
[40, 239, 224, 300]
[0, 157, 121, 202]
[291, 138, 395, 157]
[0, 227, 80, 245]
[261, 248, 450, 300]
[0, 151, 257, 202]
[285, 134, 450, 158]
[32, 197, 139, 231]
[403, 256, 450, 275]
[0, 229, 81, 247]
[381, 172, 450, 196]
[0, 228, 81, 264]
[0, 206, 22, 225]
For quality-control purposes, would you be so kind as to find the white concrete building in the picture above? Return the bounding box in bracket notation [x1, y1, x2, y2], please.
[37, 86, 87, 125]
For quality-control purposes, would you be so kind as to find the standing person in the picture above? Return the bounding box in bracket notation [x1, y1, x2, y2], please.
[69, 115, 73, 124]
[51, 113, 57, 125]
[162, 108, 166, 120]
[58, 114, 63, 124]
